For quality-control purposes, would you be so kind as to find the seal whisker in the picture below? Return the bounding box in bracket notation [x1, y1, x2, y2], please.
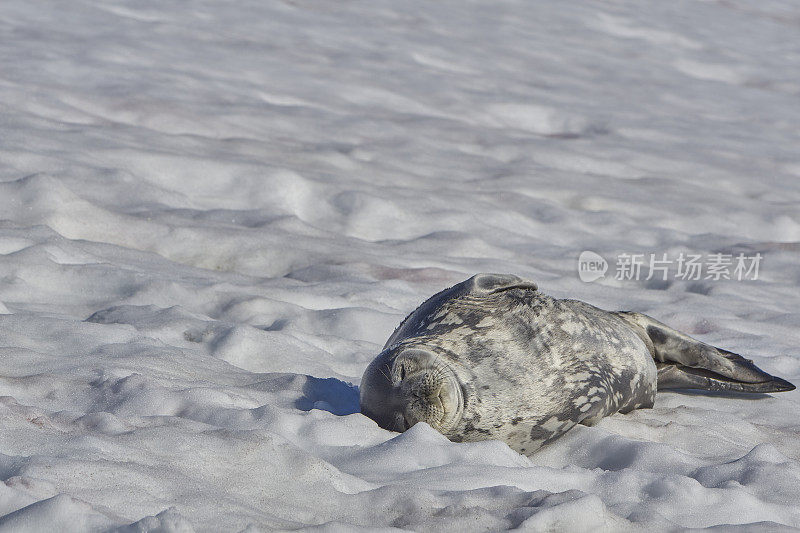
[378, 363, 392, 384]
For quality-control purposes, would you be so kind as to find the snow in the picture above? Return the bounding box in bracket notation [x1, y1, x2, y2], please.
[1, 0, 800, 530]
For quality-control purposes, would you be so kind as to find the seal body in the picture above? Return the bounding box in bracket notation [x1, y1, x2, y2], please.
[360, 274, 794, 455]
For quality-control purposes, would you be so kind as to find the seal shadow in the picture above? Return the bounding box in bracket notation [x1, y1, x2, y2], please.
[662, 388, 772, 400]
[295, 376, 360, 416]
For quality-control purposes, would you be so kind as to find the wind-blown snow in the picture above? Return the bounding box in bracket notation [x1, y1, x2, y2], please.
[1, 0, 800, 531]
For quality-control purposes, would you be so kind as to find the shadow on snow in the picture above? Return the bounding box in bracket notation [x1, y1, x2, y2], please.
[295, 376, 361, 416]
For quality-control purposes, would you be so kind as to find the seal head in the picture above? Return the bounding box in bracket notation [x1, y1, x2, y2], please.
[360, 345, 465, 434]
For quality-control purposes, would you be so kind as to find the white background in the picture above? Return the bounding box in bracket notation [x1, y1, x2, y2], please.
[0, 0, 799, 530]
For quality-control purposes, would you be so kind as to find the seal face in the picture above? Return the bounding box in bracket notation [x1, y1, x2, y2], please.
[360, 273, 795, 455]
[360, 346, 465, 433]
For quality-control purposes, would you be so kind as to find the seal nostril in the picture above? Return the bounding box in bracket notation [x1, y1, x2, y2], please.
[400, 363, 406, 381]
[424, 384, 445, 406]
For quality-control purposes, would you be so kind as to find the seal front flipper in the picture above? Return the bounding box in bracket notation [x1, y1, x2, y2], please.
[467, 273, 538, 295]
[616, 311, 795, 393]
[382, 273, 538, 350]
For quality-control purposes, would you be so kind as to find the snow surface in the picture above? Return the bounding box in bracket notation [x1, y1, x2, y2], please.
[1, 0, 800, 531]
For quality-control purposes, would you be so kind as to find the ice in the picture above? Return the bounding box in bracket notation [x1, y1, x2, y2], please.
[1, 0, 799, 530]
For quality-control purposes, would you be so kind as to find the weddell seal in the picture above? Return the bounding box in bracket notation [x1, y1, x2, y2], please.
[359, 274, 795, 455]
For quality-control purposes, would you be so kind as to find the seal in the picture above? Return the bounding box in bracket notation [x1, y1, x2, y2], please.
[360, 274, 795, 455]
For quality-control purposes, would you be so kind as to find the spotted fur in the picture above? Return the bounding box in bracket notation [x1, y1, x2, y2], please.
[360, 273, 793, 455]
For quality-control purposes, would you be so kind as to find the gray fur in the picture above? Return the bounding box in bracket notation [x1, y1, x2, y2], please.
[359, 274, 795, 455]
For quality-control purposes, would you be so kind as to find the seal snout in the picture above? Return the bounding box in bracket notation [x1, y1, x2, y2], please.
[423, 385, 445, 406]
[392, 348, 463, 433]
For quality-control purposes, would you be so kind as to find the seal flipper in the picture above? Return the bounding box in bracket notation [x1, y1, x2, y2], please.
[383, 273, 538, 350]
[617, 311, 795, 393]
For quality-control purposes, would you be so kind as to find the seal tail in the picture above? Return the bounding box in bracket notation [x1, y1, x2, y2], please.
[616, 311, 795, 393]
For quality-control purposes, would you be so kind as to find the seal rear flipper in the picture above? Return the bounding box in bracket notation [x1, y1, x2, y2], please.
[656, 362, 795, 393]
[617, 311, 796, 393]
